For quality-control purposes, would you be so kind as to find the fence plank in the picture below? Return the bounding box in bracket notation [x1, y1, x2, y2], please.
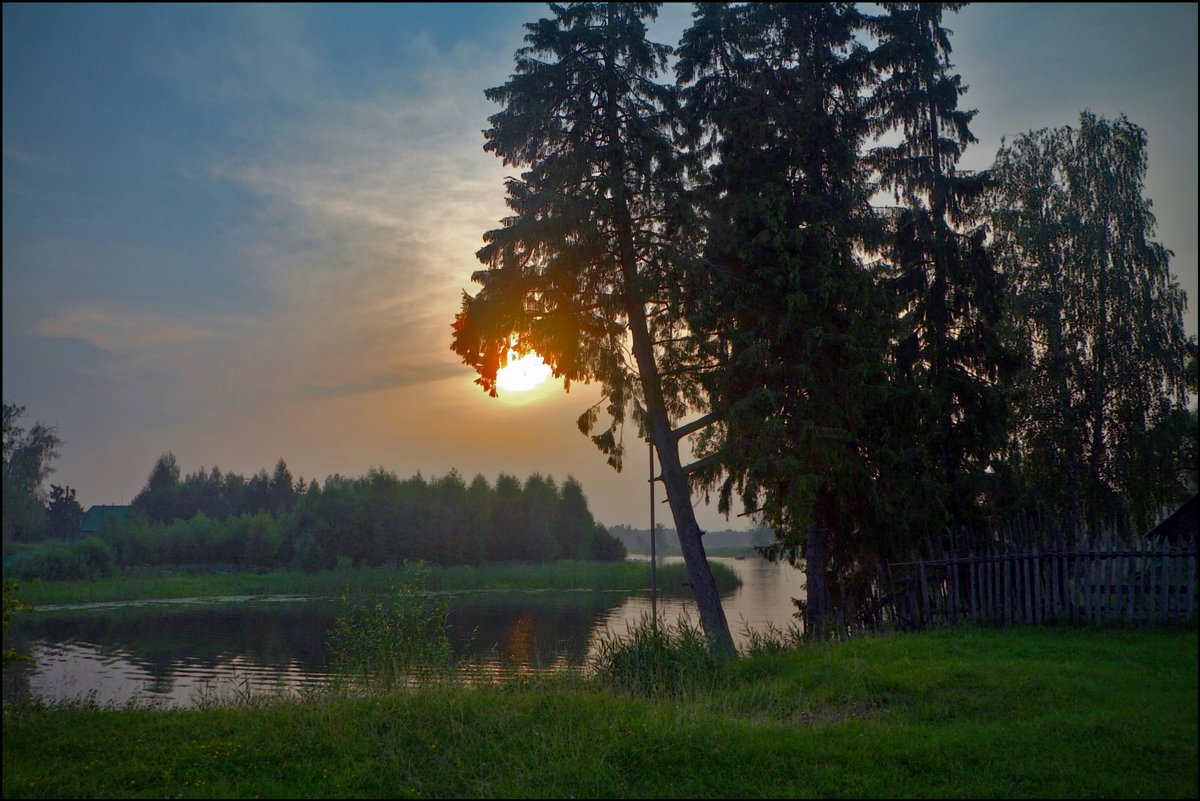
[1137, 540, 1147, 624]
[1132, 545, 1142, 622]
[1050, 543, 1062, 623]
[1032, 543, 1041, 624]
[1144, 541, 1155, 623]
[1160, 541, 1171, 624]
[1081, 548, 1092, 623]
[990, 551, 999, 623]
[1023, 548, 1033, 625]
[989, 551, 998, 624]
[1001, 551, 1009, 624]
[919, 559, 929, 627]
[1119, 547, 1130, 624]
[1104, 541, 1113, 623]
[1186, 545, 1196, 622]
[955, 553, 964, 623]
[969, 552, 978, 623]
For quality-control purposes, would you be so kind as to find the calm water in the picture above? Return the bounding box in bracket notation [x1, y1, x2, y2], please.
[2, 556, 805, 708]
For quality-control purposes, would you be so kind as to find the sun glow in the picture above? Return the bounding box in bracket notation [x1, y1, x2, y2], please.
[495, 349, 552, 393]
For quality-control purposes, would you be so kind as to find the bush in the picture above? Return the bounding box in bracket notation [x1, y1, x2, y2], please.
[3, 537, 114, 582]
[74, 536, 115, 578]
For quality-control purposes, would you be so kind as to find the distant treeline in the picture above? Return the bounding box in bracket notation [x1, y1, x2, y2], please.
[4, 454, 625, 581]
[609, 525, 775, 555]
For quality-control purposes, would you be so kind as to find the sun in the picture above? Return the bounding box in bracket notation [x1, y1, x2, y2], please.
[495, 349, 552, 393]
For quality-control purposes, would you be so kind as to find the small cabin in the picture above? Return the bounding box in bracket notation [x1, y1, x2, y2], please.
[79, 504, 131, 536]
[1146, 494, 1198, 544]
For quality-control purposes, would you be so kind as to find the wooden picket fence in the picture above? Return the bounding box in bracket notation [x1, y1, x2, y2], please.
[889, 539, 1198, 628]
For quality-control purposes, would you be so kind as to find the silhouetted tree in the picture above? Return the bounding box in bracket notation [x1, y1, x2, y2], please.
[521, 473, 563, 562]
[2, 402, 60, 542]
[244, 469, 272, 516]
[866, 2, 1012, 528]
[988, 113, 1194, 532]
[45, 484, 84, 540]
[557, 477, 597, 559]
[490, 473, 525, 562]
[676, 1, 898, 631]
[269, 459, 297, 516]
[451, 1, 735, 654]
[466, 473, 495, 558]
[132, 452, 182, 525]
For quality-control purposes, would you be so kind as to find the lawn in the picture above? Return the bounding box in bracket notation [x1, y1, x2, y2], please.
[3, 625, 1195, 798]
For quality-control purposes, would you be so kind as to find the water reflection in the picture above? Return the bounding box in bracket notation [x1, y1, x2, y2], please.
[614, 555, 806, 641]
[3, 556, 805, 708]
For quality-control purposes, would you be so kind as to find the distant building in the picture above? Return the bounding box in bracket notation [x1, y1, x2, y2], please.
[80, 505, 130, 535]
[1147, 494, 1198, 544]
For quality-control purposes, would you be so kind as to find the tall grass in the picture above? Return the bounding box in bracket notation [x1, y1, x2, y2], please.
[590, 614, 728, 700]
[327, 563, 461, 690]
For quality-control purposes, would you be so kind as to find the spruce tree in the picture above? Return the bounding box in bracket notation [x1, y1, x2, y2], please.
[866, 2, 1012, 530]
[451, 2, 735, 653]
[676, 2, 898, 631]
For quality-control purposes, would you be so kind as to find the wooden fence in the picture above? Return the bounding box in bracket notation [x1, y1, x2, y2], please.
[889, 539, 1197, 629]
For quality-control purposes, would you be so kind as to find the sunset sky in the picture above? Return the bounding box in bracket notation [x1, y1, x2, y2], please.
[3, 3, 1196, 531]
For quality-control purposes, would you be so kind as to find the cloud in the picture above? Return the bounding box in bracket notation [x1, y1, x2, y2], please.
[301, 362, 464, 398]
[34, 305, 219, 352]
[205, 29, 516, 404]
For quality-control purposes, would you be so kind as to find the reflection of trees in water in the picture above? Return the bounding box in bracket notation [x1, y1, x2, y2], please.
[2, 655, 34, 702]
[448, 592, 628, 666]
[504, 615, 536, 663]
[7, 602, 340, 679]
[6, 591, 632, 687]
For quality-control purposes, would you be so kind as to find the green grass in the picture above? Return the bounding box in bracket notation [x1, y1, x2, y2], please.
[3, 625, 1195, 798]
[11, 560, 740, 607]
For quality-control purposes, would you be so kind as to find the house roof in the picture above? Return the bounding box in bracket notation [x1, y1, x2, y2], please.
[80, 504, 130, 534]
[1147, 494, 1198, 542]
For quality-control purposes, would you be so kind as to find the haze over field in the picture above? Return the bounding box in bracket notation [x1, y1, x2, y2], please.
[3, 3, 1196, 529]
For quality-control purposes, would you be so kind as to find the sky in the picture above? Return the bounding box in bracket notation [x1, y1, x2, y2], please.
[3, 3, 1197, 531]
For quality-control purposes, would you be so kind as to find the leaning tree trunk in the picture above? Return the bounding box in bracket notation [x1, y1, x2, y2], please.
[611, 156, 735, 656]
[601, 6, 735, 657]
[623, 289, 736, 658]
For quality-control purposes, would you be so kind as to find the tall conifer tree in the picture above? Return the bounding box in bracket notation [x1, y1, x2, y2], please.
[676, 3, 900, 630]
[866, 2, 1011, 528]
[451, 2, 735, 653]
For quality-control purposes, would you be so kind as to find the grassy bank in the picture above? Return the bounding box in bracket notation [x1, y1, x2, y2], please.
[3, 626, 1195, 798]
[11, 560, 741, 607]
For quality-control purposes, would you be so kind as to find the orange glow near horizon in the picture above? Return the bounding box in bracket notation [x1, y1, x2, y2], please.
[495, 349, 552, 394]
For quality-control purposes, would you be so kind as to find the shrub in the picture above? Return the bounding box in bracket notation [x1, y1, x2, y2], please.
[73, 536, 115, 578]
[3, 537, 114, 581]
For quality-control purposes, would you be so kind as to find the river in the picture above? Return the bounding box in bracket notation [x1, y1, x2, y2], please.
[2, 556, 805, 708]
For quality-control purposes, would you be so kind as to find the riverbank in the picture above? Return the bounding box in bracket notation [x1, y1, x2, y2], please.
[3, 625, 1194, 798]
[10, 560, 741, 607]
